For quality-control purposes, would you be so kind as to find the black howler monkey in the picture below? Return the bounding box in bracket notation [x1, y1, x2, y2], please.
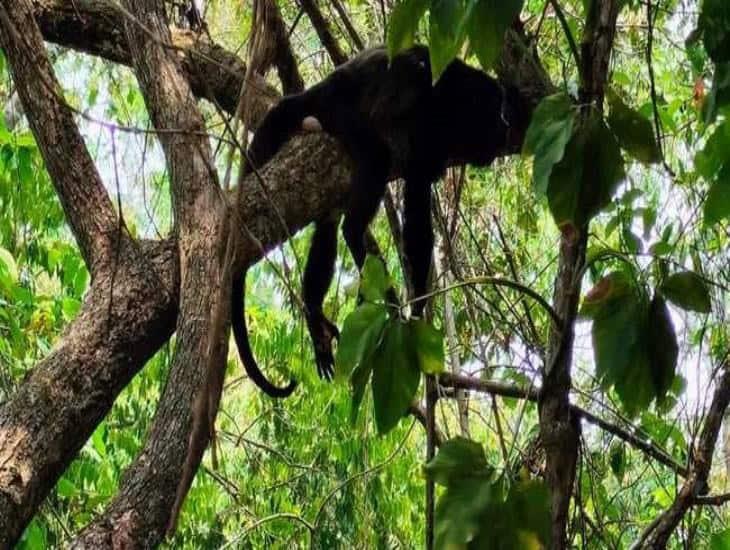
[233, 45, 530, 397]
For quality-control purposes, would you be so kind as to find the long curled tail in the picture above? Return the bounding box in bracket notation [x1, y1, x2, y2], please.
[231, 91, 317, 398]
[232, 270, 297, 398]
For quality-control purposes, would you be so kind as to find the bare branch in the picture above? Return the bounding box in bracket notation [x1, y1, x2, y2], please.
[440, 373, 687, 477]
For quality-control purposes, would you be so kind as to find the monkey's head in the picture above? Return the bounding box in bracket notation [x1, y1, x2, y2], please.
[434, 61, 531, 165]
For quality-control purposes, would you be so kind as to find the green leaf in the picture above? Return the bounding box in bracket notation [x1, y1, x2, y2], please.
[466, 0, 524, 71]
[56, 477, 78, 499]
[387, 0, 429, 58]
[359, 254, 391, 302]
[699, 0, 730, 63]
[429, 0, 468, 80]
[423, 437, 489, 486]
[705, 163, 730, 226]
[547, 111, 626, 227]
[590, 282, 655, 417]
[434, 476, 494, 547]
[522, 93, 576, 196]
[411, 319, 445, 374]
[609, 441, 626, 483]
[19, 520, 46, 550]
[335, 303, 388, 381]
[647, 295, 678, 400]
[711, 528, 730, 550]
[607, 90, 662, 164]
[0, 247, 18, 282]
[695, 121, 730, 180]
[579, 271, 633, 320]
[92, 424, 107, 458]
[660, 271, 712, 313]
[350, 356, 375, 425]
[371, 320, 422, 434]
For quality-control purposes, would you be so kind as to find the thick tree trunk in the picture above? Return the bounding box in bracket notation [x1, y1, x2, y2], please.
[0, 240, 178, 547]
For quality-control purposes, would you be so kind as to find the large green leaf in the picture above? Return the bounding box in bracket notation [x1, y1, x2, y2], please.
[547, 111, 626, 227]
[423, 436, 489, 486]
[579, 271, 633, 320]
[705, 163, 730, 226]
[335, 302, 389, 381]
[522, 93, 576, 196]
[425, 440, 550, 550]
[711, 528, 730, 550]
[647, 295, 678, 401]
[607, 90, 661, 164]
[359, 254, 391, 303]
[429, 0, 468, 80]
[586, 274, 655, 417]
[660, 271, 712, 313]
[411, 319, 445, 374]
[466, 0, 524, 71]
[434, 476, 494, 548]
[695, 121, 730, 180]
[387, 0, 429, 58]
[371, 320, 422, 434]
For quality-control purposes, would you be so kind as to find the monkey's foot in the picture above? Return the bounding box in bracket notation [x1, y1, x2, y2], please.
[306, 313, 339, 381]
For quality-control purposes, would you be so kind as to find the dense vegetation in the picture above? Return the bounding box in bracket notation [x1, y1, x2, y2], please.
[0, 0, 727, 548]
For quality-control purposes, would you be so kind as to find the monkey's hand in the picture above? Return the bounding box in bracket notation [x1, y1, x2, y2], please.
[306, 312, 338, 381]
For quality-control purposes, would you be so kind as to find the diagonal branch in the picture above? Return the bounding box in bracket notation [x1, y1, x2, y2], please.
[0, 0, 118, 270]
[636, 362, 730, 549]
[440, 373, 688, 477]
[72, 1, 231, 545]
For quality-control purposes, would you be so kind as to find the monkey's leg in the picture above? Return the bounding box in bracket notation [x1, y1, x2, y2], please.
[338, 121, 391, 270]
[302, 215, 340, 380]
[341, 164, 389, 270]
[403, 179, 434, 318]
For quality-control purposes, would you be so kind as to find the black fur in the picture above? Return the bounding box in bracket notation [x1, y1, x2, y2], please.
[232, 45, 530, 396]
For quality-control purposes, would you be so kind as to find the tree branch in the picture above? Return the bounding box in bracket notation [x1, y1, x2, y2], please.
[73, 1, 231, 544]
[440, 373, 688, 477]
[637, 363, 730, 549]
[0, 0, 119, 270]
[538, 1, 621, 546]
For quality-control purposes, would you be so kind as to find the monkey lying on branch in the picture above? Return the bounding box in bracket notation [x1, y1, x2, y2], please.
[234, 45, 531, 397]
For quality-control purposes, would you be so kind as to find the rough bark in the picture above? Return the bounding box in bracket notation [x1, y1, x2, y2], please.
[70, 1, 232, 545]
[0, 238, 179, 547]
[537, 1, 621, 547]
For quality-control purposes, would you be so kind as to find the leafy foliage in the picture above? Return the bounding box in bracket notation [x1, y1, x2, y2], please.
[580, 270, 680, 416]
[424, 438, 550, 549]
[338, 255, 444, 434]
[388, 0, 523, 78]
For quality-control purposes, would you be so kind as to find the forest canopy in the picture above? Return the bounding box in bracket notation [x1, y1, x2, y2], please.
[0, 0, 727, 548]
